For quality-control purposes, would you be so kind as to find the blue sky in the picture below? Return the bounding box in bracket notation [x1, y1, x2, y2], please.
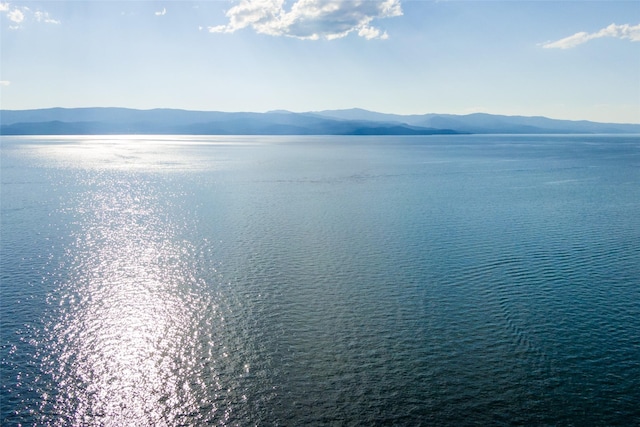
[1, 0, 639, 123]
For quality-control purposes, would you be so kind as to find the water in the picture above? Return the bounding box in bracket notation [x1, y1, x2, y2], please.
[1, 134, 639, 426]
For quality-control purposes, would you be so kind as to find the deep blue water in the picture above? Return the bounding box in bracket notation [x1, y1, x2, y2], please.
[1, 135, 639, 426]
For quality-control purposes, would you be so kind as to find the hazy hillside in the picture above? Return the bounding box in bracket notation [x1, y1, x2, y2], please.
[2, 108, 638, 135]
[0, 108, 459, 136]
[312, 109, 640, 134]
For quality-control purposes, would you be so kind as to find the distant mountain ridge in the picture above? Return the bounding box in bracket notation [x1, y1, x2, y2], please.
[1, 107, 639, 135]
[310, 108, 640, 134]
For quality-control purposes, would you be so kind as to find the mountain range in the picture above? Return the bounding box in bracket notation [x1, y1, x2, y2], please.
[1, 107, 639, 135]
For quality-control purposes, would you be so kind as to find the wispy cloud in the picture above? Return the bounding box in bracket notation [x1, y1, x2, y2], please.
[543, 23, 640, 49]
[34, 10, 60, 24]
[0, 80, 10, 86]
[1, 2, 60, 28]
[209, 0, 402, 40]
[155, 7, 167, 16]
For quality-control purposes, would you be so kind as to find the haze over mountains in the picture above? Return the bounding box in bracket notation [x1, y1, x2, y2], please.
[1, 108, 639, 135]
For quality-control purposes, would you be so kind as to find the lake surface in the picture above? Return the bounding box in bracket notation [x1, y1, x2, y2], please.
[1, 135, 639, 426]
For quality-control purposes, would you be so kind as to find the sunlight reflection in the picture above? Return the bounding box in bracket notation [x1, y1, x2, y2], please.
[18, 135, 261, 172]
[42, 175, 222, 425]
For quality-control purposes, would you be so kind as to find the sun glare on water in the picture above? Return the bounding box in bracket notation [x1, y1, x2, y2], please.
[19, 135, 259, 172]
[34, 138, 233, 425]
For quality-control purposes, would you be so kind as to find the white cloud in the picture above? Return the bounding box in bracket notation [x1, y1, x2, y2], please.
[209, 0, 402, 40]
[7, 7, 23, 24]
[1, 2, 60, 28]
[34, 10, 60, 24]
[543, 23, 640, 49]
[155, 7, 167, 16]
[0, 80, 10, 86]
[358, 25, 386, 40]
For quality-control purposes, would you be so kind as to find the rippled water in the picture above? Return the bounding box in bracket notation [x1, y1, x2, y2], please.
[1, 135, 639, 425]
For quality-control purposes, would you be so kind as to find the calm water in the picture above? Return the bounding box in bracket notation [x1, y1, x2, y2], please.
[1, 135, 639, 426]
